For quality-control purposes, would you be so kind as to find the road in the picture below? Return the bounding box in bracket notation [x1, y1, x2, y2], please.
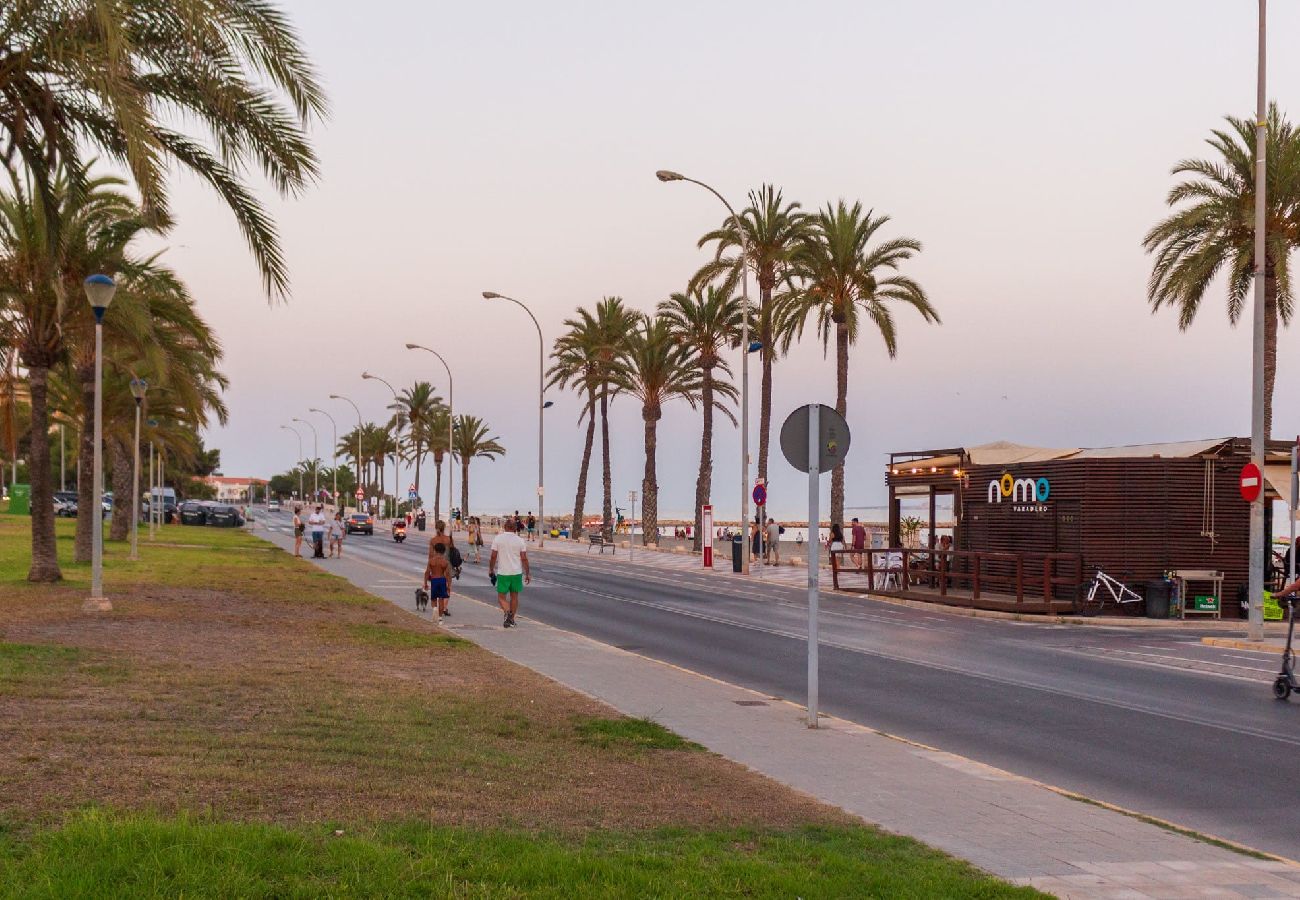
[261, 511, 1300, 859]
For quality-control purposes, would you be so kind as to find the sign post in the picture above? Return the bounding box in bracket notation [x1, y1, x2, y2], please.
[702, 504, 714, 568]
[752, 481, 767, 578]
[629, 490, 637, 563]
[780, 403, 851, 729]
[1291, 440, 1298, 585]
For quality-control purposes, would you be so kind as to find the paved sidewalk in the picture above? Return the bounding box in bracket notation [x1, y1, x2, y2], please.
[266, 527, 1300, 898]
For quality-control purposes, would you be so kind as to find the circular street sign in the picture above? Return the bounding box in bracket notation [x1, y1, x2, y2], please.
[780, 404, 852, 474]
[354, 488, 364, 499]
[752, 483, 767, 506]
[1240, 462, 1263, 503]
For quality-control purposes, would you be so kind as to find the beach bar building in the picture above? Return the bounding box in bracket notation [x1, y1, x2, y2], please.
[853, 438, 1294, 615]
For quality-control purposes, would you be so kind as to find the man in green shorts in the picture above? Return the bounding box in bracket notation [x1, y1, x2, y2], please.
[489, 517, 530, 628]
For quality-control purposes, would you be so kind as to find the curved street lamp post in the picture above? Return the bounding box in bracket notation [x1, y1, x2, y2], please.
[309, 407, 339, 506]
[405, 344, 455, 523]
[280, 424, 304, 501]
[330, 394, 364, 509]
[292, 416, 319, 501]
[482, 292, 547, 546]
[657, 170, 753, 574]
[363, 373, 402, 518]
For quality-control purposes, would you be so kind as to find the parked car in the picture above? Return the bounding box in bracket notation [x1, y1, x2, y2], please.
[179, 500, 210, 526]
[206, 504, 245, 527]
[346, 512, 374, 535]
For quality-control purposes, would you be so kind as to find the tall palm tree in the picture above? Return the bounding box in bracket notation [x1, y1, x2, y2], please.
[0, 0, 324, 295]
[658, 286, 741, 551]
[777, 200, 938, 524]
[692, 184, 807, 487]
[554, 298, 637, 537]
[613, 314, 707, 547]
[452, 414, 505, 522]
[389, 381, 442, 503]
[548, 319, 603, 538]
[425, 404, 451, 521]
[1143, 104, 1300, 435]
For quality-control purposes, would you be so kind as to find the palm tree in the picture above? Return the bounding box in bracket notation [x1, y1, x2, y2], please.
[692, 185, 807, 487]
[777, 200, 938, 524]
[658, 286, 741, 551]
[553, 298, 637, 538]
[613, 315, 707, 547]
[425, 404, 452, 521]
[1143, 104, 1300, 435]
[548, 319, 602, 538]
[452, 414, 505, 522]
[0, 0, 324, 295]
[389, 381, 442, 505]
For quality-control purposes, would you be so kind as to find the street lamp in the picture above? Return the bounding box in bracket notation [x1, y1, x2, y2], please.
[309, 408, 338, 506]
[657, 169, 752, 573]
[292, 416, 319, 501]
[482, 292, 547, 546]
[362, 372, 402, 518]
[84, 274, 116, 611]
[129, 378, 147, 561]
[405, 343, 455, 523]
[330, 394, 364, 509]
[280, 424, 304, 500]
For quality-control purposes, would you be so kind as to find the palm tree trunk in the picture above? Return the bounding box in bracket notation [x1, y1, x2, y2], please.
[572, 392, 596, 538]
[75, 370, 95, 564]
[693, 368, 715, 553]
[600, 387, 613, 538]
[460, 457, 470, 522]
[758, 281, 774, 486]
[26, 364, 61, 582]
[433, 452, 443, 522]
[1264, 268, 1278, 437]
[830, 320, 849, 525]
[413, 438, 422, 496]
[108, 437, 132, 541]
[642, 407, 659, 546]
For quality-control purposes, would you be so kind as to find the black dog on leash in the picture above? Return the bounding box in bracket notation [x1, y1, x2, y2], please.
[414, 586, 430, 611]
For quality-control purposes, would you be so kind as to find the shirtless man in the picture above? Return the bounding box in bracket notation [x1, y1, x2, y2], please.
[424, 542, 452, 620]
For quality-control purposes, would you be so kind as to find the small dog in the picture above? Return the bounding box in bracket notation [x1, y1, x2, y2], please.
[414, 586, 430, 611]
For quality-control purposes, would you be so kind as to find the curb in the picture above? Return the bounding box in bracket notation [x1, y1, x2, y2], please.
[1201, 636, 1285, 653]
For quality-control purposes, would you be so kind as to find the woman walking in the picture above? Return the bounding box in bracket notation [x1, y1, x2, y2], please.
[329, 512, 345, 558]
[292, 506, 305, 557]
[466, 518, 481, 563]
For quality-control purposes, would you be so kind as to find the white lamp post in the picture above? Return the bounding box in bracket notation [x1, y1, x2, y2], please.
[84, 274, 116, 611]
[405, 343, 455, 524]
[363, 372, 402, 519]
[330, 394, 364, 509]
[482, 292, 547, 545]
[129, 378, 147, 561]
[292, 416, 319, 502]
[280, 424, 304, 500]
[657, 170, 753, 573]
[309, 407, 338, 506]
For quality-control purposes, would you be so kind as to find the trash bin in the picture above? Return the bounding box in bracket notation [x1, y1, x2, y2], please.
[1145, 580, 1170, 619]
[732, 534, 744, 573]
[7, 483, 30, 515]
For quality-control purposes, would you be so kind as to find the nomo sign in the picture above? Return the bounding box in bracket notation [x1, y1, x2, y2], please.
[987, 472, 1051, 504]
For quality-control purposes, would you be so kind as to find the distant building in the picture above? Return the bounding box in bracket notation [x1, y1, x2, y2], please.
[203, 475, 267, 503]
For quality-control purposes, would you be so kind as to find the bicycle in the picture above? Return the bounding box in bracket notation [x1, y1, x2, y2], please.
[1077, 568, 1145, 617]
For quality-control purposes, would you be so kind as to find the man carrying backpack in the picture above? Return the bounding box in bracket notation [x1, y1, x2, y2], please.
[428, 520, 461, 616]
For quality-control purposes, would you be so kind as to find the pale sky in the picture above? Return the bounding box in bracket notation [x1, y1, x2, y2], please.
[151, 0, 1300, 521]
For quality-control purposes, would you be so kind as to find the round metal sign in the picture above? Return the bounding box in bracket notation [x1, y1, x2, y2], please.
[780, 404, 851, 474]
[1240, 462, 1263, 503]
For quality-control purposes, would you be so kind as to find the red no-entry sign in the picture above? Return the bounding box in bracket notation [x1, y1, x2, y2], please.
[1240, 462, 1263, 503]
[354, 488, 364, 500]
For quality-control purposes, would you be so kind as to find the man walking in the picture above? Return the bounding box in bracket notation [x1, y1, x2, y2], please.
[489, 518, 530, 628]
[850, 516, 866, 568]
[766, 517, 781, 565]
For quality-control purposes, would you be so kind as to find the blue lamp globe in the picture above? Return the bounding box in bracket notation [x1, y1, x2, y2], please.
[83, 274, 116, 312]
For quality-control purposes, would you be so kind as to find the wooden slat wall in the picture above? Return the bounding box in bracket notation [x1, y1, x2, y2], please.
[953, 457, 1249, 614]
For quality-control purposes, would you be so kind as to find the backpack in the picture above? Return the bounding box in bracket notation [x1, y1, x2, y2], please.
[447, 545, 463, 568]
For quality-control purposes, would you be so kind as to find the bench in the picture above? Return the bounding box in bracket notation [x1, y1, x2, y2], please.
[587, 533, 614, 554]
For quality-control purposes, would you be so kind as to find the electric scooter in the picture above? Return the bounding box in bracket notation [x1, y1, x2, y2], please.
[1273, 594, 1298, 700]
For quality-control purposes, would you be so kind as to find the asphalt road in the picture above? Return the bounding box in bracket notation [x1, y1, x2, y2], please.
[261, 512, 1300, 859]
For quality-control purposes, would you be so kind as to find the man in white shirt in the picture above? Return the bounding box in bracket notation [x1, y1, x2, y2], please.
[489, 518, 530, 628]
[308, 505, 327, 558]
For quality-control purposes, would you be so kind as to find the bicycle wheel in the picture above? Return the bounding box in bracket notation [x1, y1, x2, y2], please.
[1078, 580, 1103, 617]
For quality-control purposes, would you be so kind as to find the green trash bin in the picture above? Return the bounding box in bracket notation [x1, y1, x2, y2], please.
[8, 483, 30, 515]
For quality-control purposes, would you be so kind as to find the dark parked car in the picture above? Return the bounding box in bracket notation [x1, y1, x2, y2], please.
[206, 504, 245, 527]
[346, 512, 374, 535]
[179, 500, 210, 526]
